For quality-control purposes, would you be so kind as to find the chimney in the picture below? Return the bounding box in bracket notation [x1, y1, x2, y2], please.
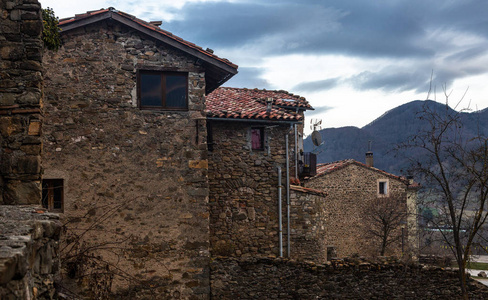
[366, 151, 374, 167]
[266, 97, 273, 113]
[149, 21, 163, 27]
[365, 140, 373, 167]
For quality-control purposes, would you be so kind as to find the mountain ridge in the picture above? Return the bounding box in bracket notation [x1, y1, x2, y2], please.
[304, 100, 488, 175]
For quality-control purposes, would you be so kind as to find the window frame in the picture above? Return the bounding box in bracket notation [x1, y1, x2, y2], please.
[251, 127, 265, 151]
[378, 179, 389, 196]
[137, 70, 189, 110]
[42, 178, 64, 212]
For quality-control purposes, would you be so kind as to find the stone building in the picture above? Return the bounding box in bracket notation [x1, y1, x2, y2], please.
[206, 87, 326, 261]
[42, 8, 237, 298]
[304, 157, 419, 258]
[41, 6, 328, 297]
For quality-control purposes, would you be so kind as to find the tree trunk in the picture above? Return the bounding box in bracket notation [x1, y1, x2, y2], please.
[381, 231, 387, 256]
[457, 258, 468, 299]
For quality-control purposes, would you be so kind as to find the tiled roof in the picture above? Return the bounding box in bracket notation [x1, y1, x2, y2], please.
[315, 159, 355, 176]
[290, 185, 328, 197]
[206, 87, 313, 121]
[312, 159, 420, 187]
[58, 8, 238, 70]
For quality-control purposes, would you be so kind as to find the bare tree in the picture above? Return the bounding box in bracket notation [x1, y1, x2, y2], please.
[363, 193, 407, 256]
[59, 198, 167, 299]
[401, 89, 488, 299]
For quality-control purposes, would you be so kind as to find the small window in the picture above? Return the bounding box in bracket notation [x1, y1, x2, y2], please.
[378, 180, 388, 195]
[42, 179, 64, 212]
[251, 127, 264, 150]
[138, 71, 188, 110]
[207, 122, 214, 152]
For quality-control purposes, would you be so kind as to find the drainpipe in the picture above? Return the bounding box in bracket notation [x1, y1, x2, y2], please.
[294, 124, 298, 179]
[285, 133, 291, 257]
[277, 166, 283, 257]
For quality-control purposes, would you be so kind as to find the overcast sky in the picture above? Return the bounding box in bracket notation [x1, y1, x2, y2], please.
[41, 0, 488, 134]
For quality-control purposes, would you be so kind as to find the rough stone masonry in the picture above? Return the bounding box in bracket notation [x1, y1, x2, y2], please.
[42, 15, 211, 298]
[0, 0, 43, 205]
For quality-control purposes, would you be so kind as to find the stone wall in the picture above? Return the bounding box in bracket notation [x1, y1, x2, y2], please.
[289, 185, 327, 262]
[208, 121, 293, 258]
[208, 121, 327, 261]
[0, 0, 43, 205]
[305, 163, 409, 258]
[0, 205, 61, 299]
[43, 20, 210, 298]
[210, 257, 488, 299]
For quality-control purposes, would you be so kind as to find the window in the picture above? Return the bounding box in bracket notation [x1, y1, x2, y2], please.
[378, 180, 388, 196]
[42, 179, 64, 212]
[251, 127, 264, 150]
[138, 71, 188, 110]
[207, 122, 214, 152]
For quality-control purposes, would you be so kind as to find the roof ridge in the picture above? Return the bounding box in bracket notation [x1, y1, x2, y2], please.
[220, 86, 302, 97]
[290, 185, 327, 197]
[315, 159, 414, 184]
[318, 159, 354, 166]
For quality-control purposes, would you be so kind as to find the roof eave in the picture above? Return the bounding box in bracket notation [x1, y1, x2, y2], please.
[207, 117, 301, 125]
[275, 105, 314, 111]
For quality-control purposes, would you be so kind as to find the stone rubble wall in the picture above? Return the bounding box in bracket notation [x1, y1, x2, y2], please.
[43, 20, 210, 298]
[289, 187, 327, 262]
[210, 257, 488, 299]
[208, 121, 327, 262]
[0, 205, 61, 299]
[305, 163, 409, 257]
[0, 0, 43, 205]
[208, 121, 294, 258]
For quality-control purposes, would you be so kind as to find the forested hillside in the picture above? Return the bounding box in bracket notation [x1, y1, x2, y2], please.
[304, 100, 488, 175]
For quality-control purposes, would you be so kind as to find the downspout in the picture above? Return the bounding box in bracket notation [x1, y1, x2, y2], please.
[286, 133, 291, 257]
[294, 124, 298, 179]
[277, 166, 283, 257]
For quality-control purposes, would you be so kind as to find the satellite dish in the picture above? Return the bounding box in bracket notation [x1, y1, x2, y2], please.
[312, 130, 323, 146]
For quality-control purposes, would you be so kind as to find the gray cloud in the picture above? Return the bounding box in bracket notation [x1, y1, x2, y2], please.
[445, 47, 487, 62]
[349, 69, 431, 93]
[306, 105, 334, 116]
[346, 57, 488, 94]
[222, 67, 271, 89]
[157, 0, 488, 94]
[293, 78, 341, 93]
[163, 0, 488, 58]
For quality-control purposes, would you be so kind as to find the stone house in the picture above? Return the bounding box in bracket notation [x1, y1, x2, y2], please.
[42, 7, 237, 298]
[42, 7, 328, 297]
[206, 87, 327, 261]
[304, 157, 419, 258]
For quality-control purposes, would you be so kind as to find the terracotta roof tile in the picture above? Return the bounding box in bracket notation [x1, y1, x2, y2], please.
[312, 159, 420, 187]
[58, 8, 237, 70]
[290, 185, 327, 197]
[206, 87, 313, 121]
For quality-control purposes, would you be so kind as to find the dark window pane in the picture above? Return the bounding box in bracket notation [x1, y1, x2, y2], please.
[165, 75, 187, 108]
[42, 179, 64, 212]
[140, 73, 162, 106]
[251, 128, 263, 150]
[379, 182, 386, 194]
[42, 182, 49, 209]
[53, 179, 63, 209]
